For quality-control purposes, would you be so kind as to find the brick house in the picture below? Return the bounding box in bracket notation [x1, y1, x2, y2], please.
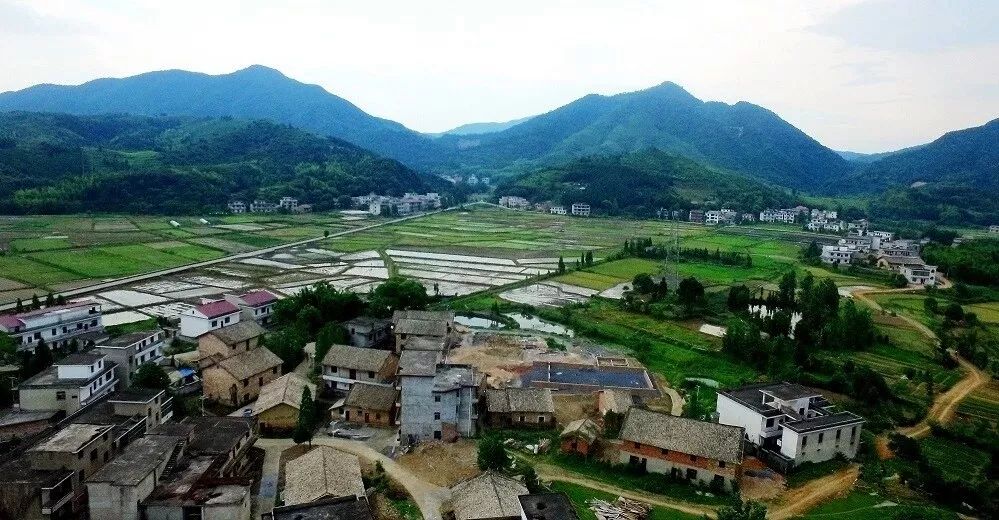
[252, 373, 316, 433]
[618, 408, 744, 492]
[321, 344, 398, 393]
[560, 418, 600, 456]
[484, 388, 555, 428]
[202, 348, 282, 406]
[340, 382, 398, 427]
[197, 321, 266, 368]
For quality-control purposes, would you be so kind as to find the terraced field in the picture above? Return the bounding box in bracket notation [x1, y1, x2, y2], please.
[956, 380, 999, 425]
[920, 436, 990, 481]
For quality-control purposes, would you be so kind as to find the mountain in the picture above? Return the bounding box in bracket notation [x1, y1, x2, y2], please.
[495, 148, 793, 217]
[836, 144, 924, 164]
[435, 116, 533, 136]
[439, 82, 853, 189]
[844, 118, 999, 224]
[0, 65, 447, 169]
[0, 111, 439, 214]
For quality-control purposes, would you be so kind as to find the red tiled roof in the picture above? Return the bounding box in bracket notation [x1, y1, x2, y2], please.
[0, 315, 24, 329]
[196, 300, 240, 319]
[0, 299, 98, 328]
[240, 290, 277, 307]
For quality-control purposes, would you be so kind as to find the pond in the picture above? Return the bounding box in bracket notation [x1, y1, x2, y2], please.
[504, 313, 575, 337]
[454, 314, 505, 328]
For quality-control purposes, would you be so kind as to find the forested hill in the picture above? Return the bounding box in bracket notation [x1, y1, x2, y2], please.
[438, 82, 853, 189]
[0, 65, 447, 169]
[0, 112, 441, 214]
[835, 118, 999, 224]
[494, 148, 794, 217]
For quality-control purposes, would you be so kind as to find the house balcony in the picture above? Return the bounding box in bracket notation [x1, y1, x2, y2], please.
[40, 472, 74, 515]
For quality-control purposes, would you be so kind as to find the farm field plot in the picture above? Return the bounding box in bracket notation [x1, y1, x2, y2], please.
[871, 293, 937, 328]
[799, 488, 957, 519]
[957, 381, 999, 425]
[920, 436, 989, 481]
[967, 301, 999, 323]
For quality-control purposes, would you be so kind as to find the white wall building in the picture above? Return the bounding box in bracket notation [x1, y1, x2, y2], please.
[498, 196, 530, 209]
[179, 300, 241, 339]
[820, 245, 858, 265]
[94, 330, 166, 387]
[18, 352, 119, 414]
[571, 203, 591, 217]
[224, 290, 279, 326]
[716, 383, 864, 468]
[550, 206, 567, 215]
[0, 299, 104, 352]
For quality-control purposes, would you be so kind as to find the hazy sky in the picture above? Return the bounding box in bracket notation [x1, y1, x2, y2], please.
[2, 0, 998, 152]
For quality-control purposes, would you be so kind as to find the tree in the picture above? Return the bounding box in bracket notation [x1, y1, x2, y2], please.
[30, 294, 40, 310]
[477, 435, 509, 471]
[727, 285, 751, 311]
[584, 251, 594, 266]
[801, 241, 821, 263]
[677, 277, 704, 307]
[44, 293, 55, 307]
[557, 256, 566, 274]
[56, 294, 66, 306]
[777, 271, 797, 308]
[923, 297, 938, 315]
[717, 501, 767, 520]
[14, 298, 22, 313]
[631, 273, 655, 294]
[368, 276, 430, 318]
[293, 387, 316, 445]
[944, 303, 964, 322]
[133, 363, 171, 390]
[522, 465, 543, 493]
[323, 230, 330, 238]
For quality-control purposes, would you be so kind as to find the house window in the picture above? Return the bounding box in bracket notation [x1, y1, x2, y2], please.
[538, 416, 545, 423]
[258, 377, 263, 386]
[766, 418, 775, 428]
[685, 468, 697, 480]
[272, 367, 278, 374]
[243, 379, 249, 387]
[802, 436, 808, 447]
[433, 431, 441, 440]
[211, 320, 217, 327]
[368, 371, 375, 378]
[719, 461, 726, 468]
[56, 391, 66, 400]
[660, 448, 669, 456]
[633, 442, 640, 449]
[225, 317, 231, 324]
[90, 450, 98, 461]
[434, 395, 441, 403]
[434, 412, 440, 420]
[689, 454, 697, 462]
[850, 426, 857, 443]
[818, 432, 824, 444]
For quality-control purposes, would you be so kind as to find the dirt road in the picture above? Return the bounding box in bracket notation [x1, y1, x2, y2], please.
[767, 465, 860, 520]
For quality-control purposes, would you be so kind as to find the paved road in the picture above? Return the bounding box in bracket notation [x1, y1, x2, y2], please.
[0, 207, 455, 312]
[254, 437, 449, 520]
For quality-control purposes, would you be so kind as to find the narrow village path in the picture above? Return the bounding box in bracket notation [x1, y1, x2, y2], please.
[530, 459, 719, 518]
[254, 437, 449, 520]
[766, 464, 860, 520]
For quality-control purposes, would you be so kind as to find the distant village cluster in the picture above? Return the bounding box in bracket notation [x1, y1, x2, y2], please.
[499, 196, 591, 216]
[228, 196, 312, 214]
[350, 192, 442, 216]
[820, 228, 939, 286]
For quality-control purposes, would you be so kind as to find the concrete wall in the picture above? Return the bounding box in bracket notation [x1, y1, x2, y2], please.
[716, 394, 765, 444]
[782, 424, 861, 465]
[87, 459, 162, 520]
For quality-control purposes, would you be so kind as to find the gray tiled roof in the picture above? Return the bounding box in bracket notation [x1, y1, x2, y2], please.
[398, 350, 440, 376]
[392, 310, 454, 323]
[284, 446, 365, 505]
[561, 418, 600, 443]
[207, 321, 266, 346]
[619, 408, 744, 464]
[451, 472, 527, 520]
[485, 388, 554, 414]
[322, 344, 392, 372]
[344, 382, 397, 411]
[395, 318, 449, 337]
[87, 435, 181, 485]
[217, 347, 282, 380]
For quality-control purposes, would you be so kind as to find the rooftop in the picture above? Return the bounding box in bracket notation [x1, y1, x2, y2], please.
[0, 299, 98, 328]
[344, 382, 397, 412]
[322, 344, 393, 372]
[395, 318, 449, 337]
[216, 346, 282, 380]
[264, 495, 374, 520]
[253, 373, 316, 414]
[782, 411, 865, 433]
[87, 435, 181, 485]
[284, 446, 365, 506]
[239, 289, 278, 307]
[53, 352, 104, 366]
[518, 493, 579, 520]
[404, 336, 447, 352]
[433, 364, 477, 391]
[721, 382, 824, 415]
[206, 320, 266, 346]
[194, 300, 240, 319]
[619, 408, 744, 465]
[98, 330, 161, 348]
[30, 423, 111, 453]
[108, 387, 165, 403]
[398, 350, 441, 376]
[486, 388, 555, 414]
[20, 360, 117, 388]
[392, 310, 454, 323]
[560, 418, 600, 443]
[451, 472, 527, 520]
[345, 316, 391, 329]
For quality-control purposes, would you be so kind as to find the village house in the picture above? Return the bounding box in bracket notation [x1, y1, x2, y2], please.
[484, 387, 555, 428]
[596, 389, 638, 416]
[876, 255, 938, 286]
[252, 373, 316, 433]
[85, 434, 182, 520]
[550, 205, 567, 215]
[392, 309, 455, 353]
[705, 210, 723, 225]
[758, 209, 796, 224]
[340, 382, 398, 427]
[716, 382, 864, 470]
[224, 289, 279, 326]
[105, 388, 174, 428]
[263, 495, 374, 520]
[0, 298, 104, 352]
[499, 196, 531, 209]
[17, 352, 118, 414]
[0, 409, 59, 441]
[27, 423, 119, 514]
[688, 209, 704, 223]
[140, 417, 256, 520]
[250, 200, 278, 213]
[990, 224, 999, 233]
[227, 201, 246, 213]
[398, 350, 479, 445]
[344, 316, 392, 348]
[282, 446, 366, 506]
[179, 299, 241, 339]
[94, 329, 165, 386]
[321, 344, 398, 393]
[819, 245, 860, 265]
[571, 203, 591, 217]
[450, 472, 528, 520]
[197, 320, 267, 368]
[560, 418, 600, 456]
[364, 193, 442, 216]
[618, 407, 744, 491]
[201, 346, 282, 406]
[278, 196, 299, 211]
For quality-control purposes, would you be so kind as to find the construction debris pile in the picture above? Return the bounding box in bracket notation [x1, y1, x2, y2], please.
[587, 497, 651, 520]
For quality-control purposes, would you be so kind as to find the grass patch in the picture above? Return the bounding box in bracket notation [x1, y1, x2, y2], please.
[786, 458, 850, 488]
[799, 487, 957, 519]
[549, 481, 702, 520]
[920, 436, 989, 481]
[0, 255, 82, 287]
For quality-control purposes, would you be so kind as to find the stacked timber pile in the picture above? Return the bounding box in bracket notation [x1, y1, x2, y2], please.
[587, 497, 651, 520]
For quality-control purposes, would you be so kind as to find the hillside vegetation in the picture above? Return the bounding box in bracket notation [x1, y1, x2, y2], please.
[0, 112, 438, 214]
